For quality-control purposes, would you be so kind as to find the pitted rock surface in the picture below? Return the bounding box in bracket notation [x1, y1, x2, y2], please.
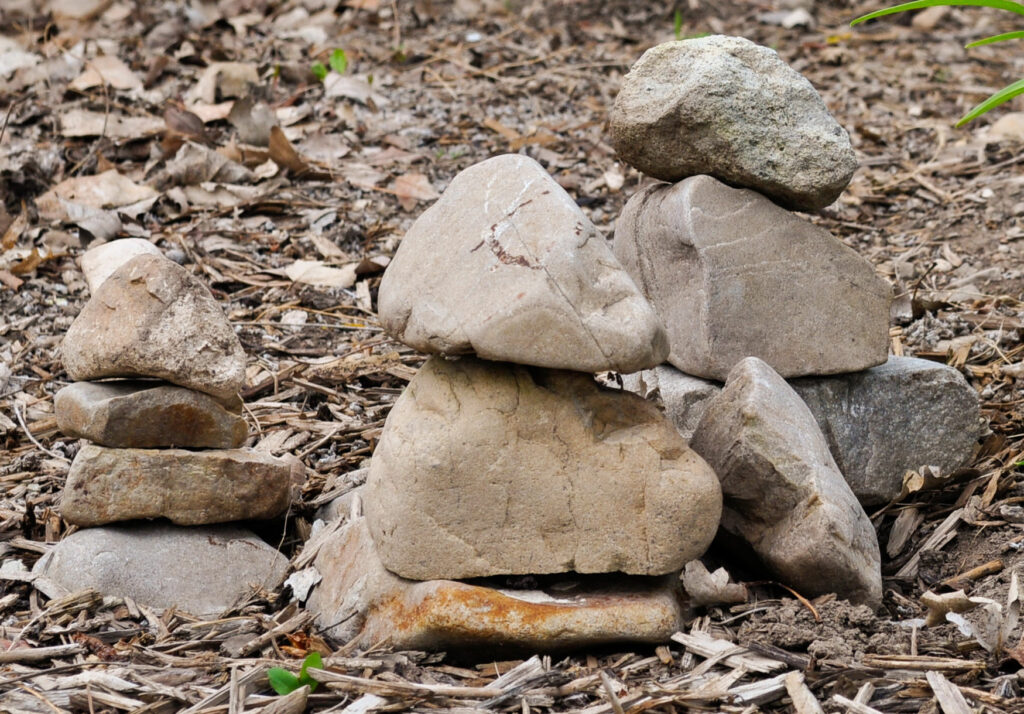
[610, 35, 857, 211]
[377, 154, 668, 373]
[614, 176, 890, 380]
[62, 253, 246, 402]
[363, 355, 722, 580]
[690, 357, 882, 608]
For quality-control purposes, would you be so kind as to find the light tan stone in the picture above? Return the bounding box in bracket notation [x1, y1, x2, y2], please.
[33, 523, 288, 617]
[308, 513, 684, 651]
[614, 176, 890, 380]
[62, 253, 246, 402]
[61, 444, 291, 526]
[79, 238, 162, 293]
[364, 355, 722, 580]
[689, 358, 882, 607]
[377, 154, 668, 373]
[55, 380, 247, 448]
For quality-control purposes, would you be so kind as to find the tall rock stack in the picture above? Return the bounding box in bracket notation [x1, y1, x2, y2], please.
[307, 154, 725, 651]
[34, 240, 290, 618]
[610, 36, 981, 606]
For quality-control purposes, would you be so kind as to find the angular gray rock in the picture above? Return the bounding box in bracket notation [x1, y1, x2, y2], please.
[689, 357, 882, 607]
[79, 238, 162, 293]
[622, 366, 721, 441]
[33, 523, 289, 617]
[308, 513, 684, 651]
[790, 357, 982, 505]
[610, 35, 857, 211]
[614, 176, 890, 380]
[55, 380, 248, 449]
[377, 154, 668, 373]
[62, 253, 246, 403]
[61, 444, 291, 526]
[364, 355, 722, 580]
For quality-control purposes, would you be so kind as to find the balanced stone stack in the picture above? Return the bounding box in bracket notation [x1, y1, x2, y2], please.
[34, 240, 290, 618]
[609, 36, 982, 606]
[307, 154, 725, 651]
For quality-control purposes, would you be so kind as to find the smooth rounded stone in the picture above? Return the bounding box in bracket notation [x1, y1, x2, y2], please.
[690, 357, 882, 608]
[55, 380, 247, 448]
[32, 523, 288, 618]
[610, 35, 857, 211]
[61, 444, 292, 526]
[364, 355, 722, 580]
[308, 513, 684, 651]
[789, 357, 982, 505]
[622, 366, 720, 441]
[377, 154, 668, 373]
[614, 176, 890, 381]
[79, 238, 162, 294]
[62, 253, 246, 403]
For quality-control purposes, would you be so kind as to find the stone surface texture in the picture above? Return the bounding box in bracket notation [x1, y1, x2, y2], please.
[790, 357, 982, 505]
[364, 355, 722, 580]
[61, 444, 291, 526]
[33, 523, 289, 617]
[55, 380, 247, 449]
[622, 366, 721, 441]
[689, 358, 882, 607]
[377, 154, 668, 373]
[62, 253, 246, 402]
[308, 513, 684, 651]
[614, 176, 890, 380]
[610, 35, 857, 211]
[80, 238, 162, 293]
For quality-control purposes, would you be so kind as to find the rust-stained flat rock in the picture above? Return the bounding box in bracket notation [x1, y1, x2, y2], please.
[364, 355, 722, 580]
[55, 380, 248, 448]
[61, 444, 291, 526]
[62, 253, 246, 402]
[307, 513, 684, 651]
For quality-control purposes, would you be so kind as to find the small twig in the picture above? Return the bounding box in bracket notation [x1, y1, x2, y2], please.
[13, 403, 69, 462]
[0, 97, 22, 147]
[599, 671, 626, 714]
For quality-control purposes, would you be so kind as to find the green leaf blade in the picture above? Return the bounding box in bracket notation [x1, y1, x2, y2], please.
[965, 29, 1024, 46]
[297, 652, 323, 693]
[851, 0, 1024, 26]
[329, 49, 348, 74]
[267, 668, 300, 696]
[311, 62, 328, 81]
[956, 77, 1024, 125]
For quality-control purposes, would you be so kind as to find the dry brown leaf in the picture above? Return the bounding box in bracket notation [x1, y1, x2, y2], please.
[284, 260, 357, 288]
[2, 211, 27, 251]
[69, 55, 142, 91]
[680, 560, 747, 607]
[36, 171, 159, 222]
[60, 109, 164, 138]
[269, 125, 309, 173]
[482, 117, 521, 142]
[163, 105, 211, 143]
[391, 173, 440, 210]
[9, 248, 41, 275]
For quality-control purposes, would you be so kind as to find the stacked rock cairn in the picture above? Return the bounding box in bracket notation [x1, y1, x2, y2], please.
[307, 36, 983, 651]
[35, 240, 291, 618]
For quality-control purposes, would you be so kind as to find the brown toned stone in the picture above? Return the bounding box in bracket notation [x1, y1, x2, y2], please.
[62, 253, 246, 402]
[61, 444, 291, 526]
[308, 513, 684, 651]
[690, 358, 882, 607]
[55, 380, 248, 448]
[377, 154, 668, 373]
[364, 355, 722, 580]
[614, 175, 890, 380]
[79, 238, 162, 293]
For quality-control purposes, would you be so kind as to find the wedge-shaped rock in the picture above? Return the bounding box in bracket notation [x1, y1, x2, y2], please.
[790, 357, 982, 505]
[622, 366, 720, 441]
[61, 444, 291, 526]
[80, 238, 162, 293]
[308, 512, 683, 651]
[55, 380, 247, 448]
[364, 355, 722, 580]
[377, 154, 668, 373]
[614, 176, 890, 380]
[62, 253, 246, 402]
[690, 358, 882, 607]
[33, 523, 288, 617]
[610, 36, 857, 211]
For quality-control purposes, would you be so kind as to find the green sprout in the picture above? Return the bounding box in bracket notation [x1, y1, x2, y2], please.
[674, 8, 684, 40]
[311, 62, 328, 81]
[311, 48, 348, 82]
[267, 652, 323, 695]
[851, 1, 1024, 126]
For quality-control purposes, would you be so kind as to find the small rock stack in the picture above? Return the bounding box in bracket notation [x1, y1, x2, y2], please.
[34, 239, 291, 618]
[609, 36, 981, 605]
[307, 154, 725, 651]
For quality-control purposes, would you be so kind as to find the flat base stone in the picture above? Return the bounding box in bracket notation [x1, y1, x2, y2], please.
[33, 523, 289, 618]
[307, 513, 684, 652]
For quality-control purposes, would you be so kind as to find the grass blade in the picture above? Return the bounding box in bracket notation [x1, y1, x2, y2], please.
[851, 0, 1024, 26]
[956, 77, 1024, 125]
[965, 30, 1024, 46]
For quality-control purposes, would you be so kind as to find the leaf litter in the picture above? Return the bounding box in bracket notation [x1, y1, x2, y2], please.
[1, 0, 1024, 711]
